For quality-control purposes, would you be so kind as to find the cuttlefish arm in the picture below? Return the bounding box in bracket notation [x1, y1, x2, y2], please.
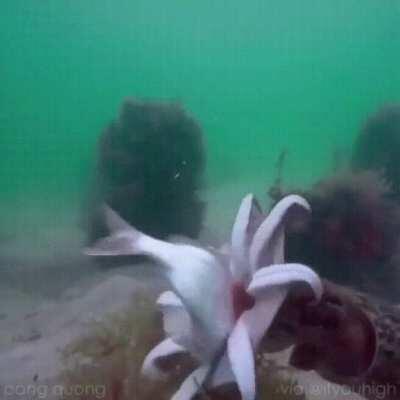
[221, 194, 320, 400]
[249, 195, 311, 271]
[230, 194, 264, 280]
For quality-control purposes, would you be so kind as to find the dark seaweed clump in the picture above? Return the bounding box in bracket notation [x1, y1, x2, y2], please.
[283, 171, 400, 301]
[352, 104, 400, 198]
[85, 98, 205, 246]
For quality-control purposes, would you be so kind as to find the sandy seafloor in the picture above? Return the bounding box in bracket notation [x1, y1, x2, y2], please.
[0, 177, 363, 400]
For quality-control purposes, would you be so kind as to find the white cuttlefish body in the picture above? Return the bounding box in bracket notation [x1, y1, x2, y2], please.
[85, 194, 323, 400]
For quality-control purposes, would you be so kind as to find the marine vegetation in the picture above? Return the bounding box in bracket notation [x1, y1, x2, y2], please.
[85, 194, 323, 400]
[61, 288, 163, 400]
[281, 171, 400, 301]
[84, 98, 205, 249]
[352, 103, 400, 198]
[61, 296, 306, 400]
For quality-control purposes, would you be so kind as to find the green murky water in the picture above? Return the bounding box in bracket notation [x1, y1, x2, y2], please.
[0, 0, 400, 288]
[1, 0, 399, 210]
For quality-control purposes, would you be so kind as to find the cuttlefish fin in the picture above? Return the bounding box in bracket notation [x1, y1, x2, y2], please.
[103, 204, 134, 232]
[84, 205, 142, 256]
[84, 206, 206, 268]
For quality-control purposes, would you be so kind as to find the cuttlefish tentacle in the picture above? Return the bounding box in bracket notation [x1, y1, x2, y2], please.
[170, 362, 234, 400]
[229, 265, 322, 399]
[156, 291, 195, 351]
[248, 263, 323, 302]
[249, 195, 310, 270]
[230, 194, 264, 281]
[142, 338, 187, 380]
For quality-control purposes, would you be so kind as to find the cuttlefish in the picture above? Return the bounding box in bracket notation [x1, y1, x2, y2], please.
[276, 280, 400, 400]
[85, 194, 383, 400]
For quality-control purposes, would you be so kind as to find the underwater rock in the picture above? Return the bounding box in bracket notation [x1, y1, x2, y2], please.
[84, 98, 205, 254]
[281, 171, 400, 301]
[12, 328, 42, 343]
[0, 275, 161, 391]
[61, 278, 377, 400]
[62, 314, 307, 400]
[352, 104, 400, 198]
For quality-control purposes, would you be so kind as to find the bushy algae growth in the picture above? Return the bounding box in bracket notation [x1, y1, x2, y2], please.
[84, 98, 205, 251]
[283, 171, 400, 301]
[61, 297, 305, 400]
[352, 104, 400, 198]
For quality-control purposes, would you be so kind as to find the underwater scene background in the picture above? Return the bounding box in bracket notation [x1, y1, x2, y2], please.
[2, 0, 400, 206]
[1, 0, 400, 399]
